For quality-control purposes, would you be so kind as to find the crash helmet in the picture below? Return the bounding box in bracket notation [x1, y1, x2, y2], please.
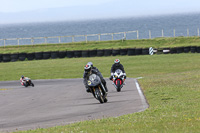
[87, 62, 93, 68]
[84, 64, 92, 72]
[114, 59, 120, 66]
[21, 75, 24, 79]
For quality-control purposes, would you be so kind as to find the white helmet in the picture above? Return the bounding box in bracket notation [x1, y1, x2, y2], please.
[87, 62, 93, 68]
[84, 64, 92, 72]
[114, 59, 120, 64]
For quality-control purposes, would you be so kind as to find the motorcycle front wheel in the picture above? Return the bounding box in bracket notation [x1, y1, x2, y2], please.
[95, 88, 104, 103]
[31, 83, 34, 87]
[116, 80, 121, 92]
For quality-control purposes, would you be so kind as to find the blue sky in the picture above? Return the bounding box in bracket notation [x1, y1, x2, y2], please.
[1, 0, 200, 24]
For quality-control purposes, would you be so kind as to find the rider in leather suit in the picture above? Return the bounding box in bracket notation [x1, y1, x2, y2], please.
[109, 59, 126, 80]
[83, 62, 108, 93]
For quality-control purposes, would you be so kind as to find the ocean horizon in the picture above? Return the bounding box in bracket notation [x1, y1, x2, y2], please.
[1, 13, 200, 45]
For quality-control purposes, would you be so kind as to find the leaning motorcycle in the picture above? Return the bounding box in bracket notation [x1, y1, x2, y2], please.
[112, 69, 125, 92]
[24, 78, 34, 87]
[87, 74, 107, 103]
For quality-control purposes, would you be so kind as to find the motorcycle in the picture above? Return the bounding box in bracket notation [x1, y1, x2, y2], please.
[23, 78, 34, 87]
[87, 73, 107, 103]
[112, 69, 125, 92]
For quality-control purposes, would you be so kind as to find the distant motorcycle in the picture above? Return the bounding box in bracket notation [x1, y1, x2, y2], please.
[23, 78, 34, 87]
[87, 73, 107, 103]
[111, 69, 125, 92]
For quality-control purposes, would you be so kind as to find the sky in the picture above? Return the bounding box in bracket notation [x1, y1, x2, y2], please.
[1, 0, 200, 24]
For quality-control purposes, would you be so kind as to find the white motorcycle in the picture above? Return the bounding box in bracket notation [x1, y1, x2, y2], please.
[111, 69, 125, 92]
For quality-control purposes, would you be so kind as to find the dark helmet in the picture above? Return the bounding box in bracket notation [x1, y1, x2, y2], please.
[84, 64, 92, 72]
[114, 59, 120, 66]
[21, 75, 24, 79]
[87, 62, 93, 68]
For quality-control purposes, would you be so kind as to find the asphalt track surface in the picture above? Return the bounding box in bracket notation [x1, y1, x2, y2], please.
[0, 78, 148, 132]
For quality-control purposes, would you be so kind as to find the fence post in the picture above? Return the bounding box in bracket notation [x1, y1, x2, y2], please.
[174, 29, 176, 38]
[98, 34, 101, 42]
[149, 30, 151, 39]
[85, 35, 87, 43]
[44, 37, 47, 44]
[59, 36, 61, 43]
[18, 38, 19, 47]
[124, 32, 126, 40]
[162, 29, 164, 37]
[137, 30, 139, 39]
[31, 38, 34, 45]
[4, 39, 6, 48]
[187, 28, 189, 37]
[112, 33, 114, 41]
[72, 36, 74, 43]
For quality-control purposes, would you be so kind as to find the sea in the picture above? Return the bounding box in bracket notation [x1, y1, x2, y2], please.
[1, 13, 200, 46]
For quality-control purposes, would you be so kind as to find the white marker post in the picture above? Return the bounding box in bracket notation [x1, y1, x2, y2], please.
[149, 47, 154, 55]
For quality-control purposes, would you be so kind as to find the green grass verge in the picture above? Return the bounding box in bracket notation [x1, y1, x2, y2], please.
[1, 36, 200, 54]
[0, 53, 200, 132]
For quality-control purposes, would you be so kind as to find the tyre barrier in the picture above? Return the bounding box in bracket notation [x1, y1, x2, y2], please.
[104, 49, 112, 56]
[197, 46, 200, 53]
[176, 47, 184, 54]
[120, 49, 127, 55]
[112, 49, 120, 56]
[170, 48, 177, 54]
[43, 52, 51, 59]
[27, 53, 35, 60]
[0, 54, 2, 62]
[127, 48, 135, 56]
[89, 49, 97, 57]
[135, 48, 142, 55]
[74, 50, 82, 58]
[81, 50, 89, 57]
[35, 52, 43, 60]
[59, 51, 67, 58]
[142, 48, 149, 55]
[184, 46, 190, 53]
[51, 51, 59, 59]
[19, 53, 27, 61]
[1, 46, 200, 63]
[67, 51, 74, 58]
[10, 53, 19, 62]
[190, 46, 197, 53]
[3, 54, 11, 62]
[96, 49, 104, 57]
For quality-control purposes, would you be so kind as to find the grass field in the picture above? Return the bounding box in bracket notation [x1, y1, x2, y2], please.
[0, 53, 200, 133]
[1, 36, 200, 54]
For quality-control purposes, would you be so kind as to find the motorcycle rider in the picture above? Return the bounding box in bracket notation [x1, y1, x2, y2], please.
[20, 75, 27, 86]
[83, 62, 108, 93]
[109, 59, 126, 81]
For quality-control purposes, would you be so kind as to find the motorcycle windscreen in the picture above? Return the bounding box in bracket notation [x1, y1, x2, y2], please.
[88, 74, 101, 86]
[115, 69, 122, 75]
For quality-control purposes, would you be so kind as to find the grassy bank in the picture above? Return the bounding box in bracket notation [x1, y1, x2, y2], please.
[0, 54, 200, 132]
[0, 36, 200, 54]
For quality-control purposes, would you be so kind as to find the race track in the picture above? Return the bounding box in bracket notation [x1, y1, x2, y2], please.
[0, 78, 148, 132]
